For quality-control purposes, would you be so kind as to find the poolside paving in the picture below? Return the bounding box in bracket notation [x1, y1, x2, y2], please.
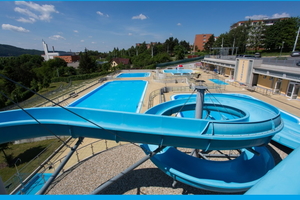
[44, 68, 299, 194]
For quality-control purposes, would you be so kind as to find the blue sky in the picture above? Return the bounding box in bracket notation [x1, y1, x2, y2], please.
[1, 1, 299, 53]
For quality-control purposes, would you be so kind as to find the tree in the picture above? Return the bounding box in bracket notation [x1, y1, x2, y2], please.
[0, 142, 13, 166]
[153, 52, 171, 63]
[264, 17, 300, 52]
[179, 40, 190, 53]
[164, 37, 179, 55]
[227, 20, 251, 53]
[78, 49, 97, 74]
[174, 45, 186, 60]
[203, 34, 215, 52]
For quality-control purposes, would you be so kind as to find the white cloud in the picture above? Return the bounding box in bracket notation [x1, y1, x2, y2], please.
[96, 11, 109, 17]
[96, 11, 104, 16]
[245, 13, 290, 20]
[132, 14, 147, 20]
[14, 7, 38, 19]
[272, 12, 290, 18]
[128, 33, 132, 36]
[80, 40, 84, 42]
[74, 30, 78, 33]
[91, 41, 96, 44]
[2, 24, 30, 32]
[16, 17, 36, 23]
[177, 23, 182, 26]
[49, 35, 65, 40]
[14, 1, 58, 23]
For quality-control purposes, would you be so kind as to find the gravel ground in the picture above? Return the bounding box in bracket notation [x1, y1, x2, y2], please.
[46, 141, 292, 195]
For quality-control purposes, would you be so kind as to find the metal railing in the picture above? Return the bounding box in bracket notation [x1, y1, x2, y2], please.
[4, 137, 73, 194]
[6, 138, 125, 195]
[251, 86, 273, 96]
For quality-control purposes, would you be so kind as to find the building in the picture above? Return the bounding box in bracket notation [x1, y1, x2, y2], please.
[41, 41, 80, 63]
[54, 55, 80, 63]
[201, 57, 300, 100]
[193, 34, 213, 52]
[230, 17, 289, 30]
[110, 57, 130, 68]
[230, 17, 289, 51]
[136, 42, 157, 49]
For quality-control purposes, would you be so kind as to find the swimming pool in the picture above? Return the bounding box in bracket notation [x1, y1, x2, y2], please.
[209, 79, 228, 85]
[69, 80, 148, 113]
[163, 69, 193, 75]
[18, 173, 51, 195]
[116, 72, 150, 78]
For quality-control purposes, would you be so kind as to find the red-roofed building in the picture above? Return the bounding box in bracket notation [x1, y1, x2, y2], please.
[110, 57, 131, 68]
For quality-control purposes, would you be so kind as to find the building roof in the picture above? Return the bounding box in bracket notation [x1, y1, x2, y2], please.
[111, 57, 130, 65]
[230, 17, 289, 29]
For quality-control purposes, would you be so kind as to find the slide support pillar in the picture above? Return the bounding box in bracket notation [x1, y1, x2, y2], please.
[195, 86, 207, 119]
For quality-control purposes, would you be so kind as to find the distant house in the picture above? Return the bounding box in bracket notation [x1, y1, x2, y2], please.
[110, 57, 130, 68]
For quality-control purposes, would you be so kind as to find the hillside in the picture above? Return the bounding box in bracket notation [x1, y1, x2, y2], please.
[0, 44, 44, 57]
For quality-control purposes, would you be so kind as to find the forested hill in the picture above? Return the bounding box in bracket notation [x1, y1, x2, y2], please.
[0, 44, 44, 57]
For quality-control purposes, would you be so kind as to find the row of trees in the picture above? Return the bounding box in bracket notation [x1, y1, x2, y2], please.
[104, 37, 191, 69]
[202, 17, 300, 54]
[0, 37, 192, 109]
[0, 55, 75, 108]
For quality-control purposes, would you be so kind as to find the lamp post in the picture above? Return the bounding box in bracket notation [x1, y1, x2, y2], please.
[280, 41, 285, 57]
[293, 27, 300, 52]
[14, 158, 24, 189]
[14, 158, 21, 176]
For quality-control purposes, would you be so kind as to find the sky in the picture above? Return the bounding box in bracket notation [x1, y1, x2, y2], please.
[1, 1, 300, 53]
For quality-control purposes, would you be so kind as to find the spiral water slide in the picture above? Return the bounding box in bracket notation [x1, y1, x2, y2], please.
[0, 94, 283, 193]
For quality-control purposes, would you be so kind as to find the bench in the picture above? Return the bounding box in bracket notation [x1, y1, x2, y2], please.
[69, 92, 78, 98]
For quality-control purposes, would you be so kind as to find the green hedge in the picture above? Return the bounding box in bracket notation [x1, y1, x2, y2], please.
[51, 71, 110, 83]
[156, 56, 204, 68]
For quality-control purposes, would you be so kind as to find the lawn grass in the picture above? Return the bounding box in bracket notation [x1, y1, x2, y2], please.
[0, 138, 67, 182]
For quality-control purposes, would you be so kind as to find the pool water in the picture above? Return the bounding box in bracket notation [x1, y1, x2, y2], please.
[69, 80, 148, 113]
[209, 79, 228, 85]
[163, 69, 193, 75]
[18, 173, 52, 195]
[117, 72, 150, 78]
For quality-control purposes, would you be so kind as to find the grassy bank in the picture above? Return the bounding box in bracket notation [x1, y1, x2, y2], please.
[0, 138, 67, 182]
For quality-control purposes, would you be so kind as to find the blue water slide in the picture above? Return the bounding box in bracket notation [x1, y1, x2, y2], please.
[0, 94, 285, 193]
[0, 95, 282, 150]
[140, 144, 275, 193]
[143, 95, 281, 192]
[172, 93, 300, 149]
[245, 146, 300, 194]
[271, 111, 300, 149]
